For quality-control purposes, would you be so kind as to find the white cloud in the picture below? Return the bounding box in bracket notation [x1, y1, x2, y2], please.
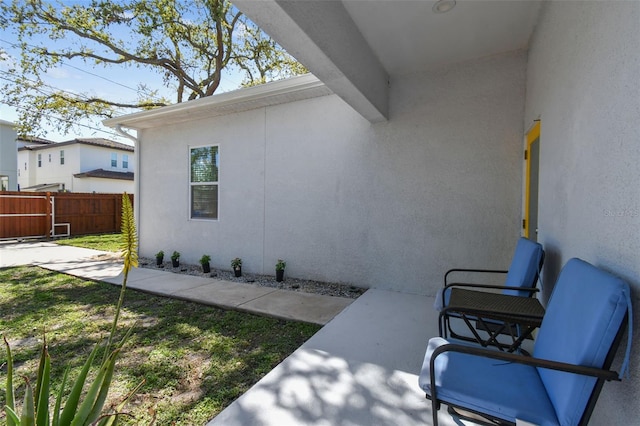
[46, 66, 72, 79]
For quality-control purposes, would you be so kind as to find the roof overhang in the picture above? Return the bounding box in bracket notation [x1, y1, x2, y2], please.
[232, 0, 541, 124]
[73, 169, 134, 181]
[22, 183, 64, 192]
[233, 0, 390, 123]
[103, 74, 332, 131]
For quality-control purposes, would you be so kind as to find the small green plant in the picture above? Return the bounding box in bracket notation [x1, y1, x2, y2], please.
[231, 257, 242, 269]
[3, 193, 140, 426]
[155, 250, 164, 266]
[171, 251, 180, 261]
[200, 255, 212, 273]
[275, 259, 286, 271]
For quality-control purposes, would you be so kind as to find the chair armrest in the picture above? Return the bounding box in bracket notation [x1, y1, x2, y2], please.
[444, 268, 508, 286]
[443, 282, 540, 293]
[430, 343, 620, 382]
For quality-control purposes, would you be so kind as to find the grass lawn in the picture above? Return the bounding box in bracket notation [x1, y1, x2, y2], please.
[0, 266, 320, 425]
[55, 233, 122, 252]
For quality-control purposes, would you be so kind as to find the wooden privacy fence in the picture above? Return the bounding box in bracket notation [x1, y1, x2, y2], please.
[0, 191, 133, 240]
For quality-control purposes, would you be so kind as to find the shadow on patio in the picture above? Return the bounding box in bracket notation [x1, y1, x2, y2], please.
[208, 289, 465, 426]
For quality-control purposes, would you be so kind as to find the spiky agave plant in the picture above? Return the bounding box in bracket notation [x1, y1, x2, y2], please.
[4, 193, 140, 426]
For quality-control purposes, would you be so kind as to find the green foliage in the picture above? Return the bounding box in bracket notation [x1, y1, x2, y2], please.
[199, 254, 211, 265]
[171, 251, 180, 261]
[275, 259, 286, 271]
[0, 267, 320, 425]
[231, 257, 242, 269]
[2, 193, 139, 425]
[4, 337, 15, 426]
[236, 23, 307, 88]
[155, 250, 164, 259]
[55, 234, 121, 252]
[0, 0, 306, 136]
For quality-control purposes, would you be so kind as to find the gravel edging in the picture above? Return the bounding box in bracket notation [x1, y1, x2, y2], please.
[138, 257, 366, 299]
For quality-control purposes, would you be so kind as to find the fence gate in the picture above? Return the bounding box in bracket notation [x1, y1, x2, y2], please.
[0, 193, 50, 240]
[0, 191, 130, 240]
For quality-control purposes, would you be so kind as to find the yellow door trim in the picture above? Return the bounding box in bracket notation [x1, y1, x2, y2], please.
[524, 121, 540, 238]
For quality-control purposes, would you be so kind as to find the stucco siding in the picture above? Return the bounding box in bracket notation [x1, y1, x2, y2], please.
[138, 109, 267, 272]
[71, 177, 134, 194]
[524, 2, 640, 423]
[79, 144, 134, 174]
[138, 51, 526, 295]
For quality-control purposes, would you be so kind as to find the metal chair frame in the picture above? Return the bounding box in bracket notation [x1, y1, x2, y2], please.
[439, 250, 545, 350]
[426, 312, 627, 426]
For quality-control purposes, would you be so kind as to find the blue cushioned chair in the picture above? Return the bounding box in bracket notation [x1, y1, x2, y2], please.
[420, 258, 633, 426]
[436, 237, 545, 347]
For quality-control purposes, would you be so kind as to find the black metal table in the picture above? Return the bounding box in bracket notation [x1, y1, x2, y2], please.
[441, 288, 545, 353]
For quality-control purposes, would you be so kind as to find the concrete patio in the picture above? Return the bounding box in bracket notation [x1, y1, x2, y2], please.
[207, 289, 463, 426]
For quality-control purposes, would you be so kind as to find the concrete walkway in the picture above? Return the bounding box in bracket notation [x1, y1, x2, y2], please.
[0, 241, 354, 325]
[0, 241, 463, 425]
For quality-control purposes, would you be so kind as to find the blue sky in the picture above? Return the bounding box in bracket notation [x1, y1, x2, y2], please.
[0, 16, 246, 144]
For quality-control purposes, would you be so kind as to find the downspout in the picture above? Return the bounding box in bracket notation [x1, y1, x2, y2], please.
[114, 125, 141, 241]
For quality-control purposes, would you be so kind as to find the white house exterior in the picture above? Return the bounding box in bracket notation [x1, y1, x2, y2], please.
[105, 2, 639, 423]
[17, 138, 134, 193]
[0, 120, 18, 190]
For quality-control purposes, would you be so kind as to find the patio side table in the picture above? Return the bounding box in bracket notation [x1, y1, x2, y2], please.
[440, 288, 545, 353]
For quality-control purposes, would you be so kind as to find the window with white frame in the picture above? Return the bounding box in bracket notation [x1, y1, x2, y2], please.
[190, 145, 219, 220]
[111, 153, 117, 167]
[38, 153, 42, 167]
[122, 154, 129, 169]
[60, 150, 65, 165]
[48, 153, 51, 163]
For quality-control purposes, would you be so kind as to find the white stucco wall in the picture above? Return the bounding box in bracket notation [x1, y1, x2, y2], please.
[524, 2, 640, 423]
[138, 51, 526, 295]
[71, 177, 134, 194]
[79, 144, 134, 174]
[17, 149, 34, 189]
[33, 144, 78, 190]
[0, 121, 17, 190]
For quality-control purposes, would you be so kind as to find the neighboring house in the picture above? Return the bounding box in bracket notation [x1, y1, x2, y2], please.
[0, 120, 18, 190]
[17, 138, 134, 193]
[105, 2, 639, 423]
[16, 135, 56, 149]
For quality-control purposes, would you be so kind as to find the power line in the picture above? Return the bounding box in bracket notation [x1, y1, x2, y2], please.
[3, 100, 126, 140]
[0, 69, 144, 133]
[0, 70, 143, 113]
[0, 37, 151, 96]
[58, 61, 141, 93]
[0, 71, 71, 98]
